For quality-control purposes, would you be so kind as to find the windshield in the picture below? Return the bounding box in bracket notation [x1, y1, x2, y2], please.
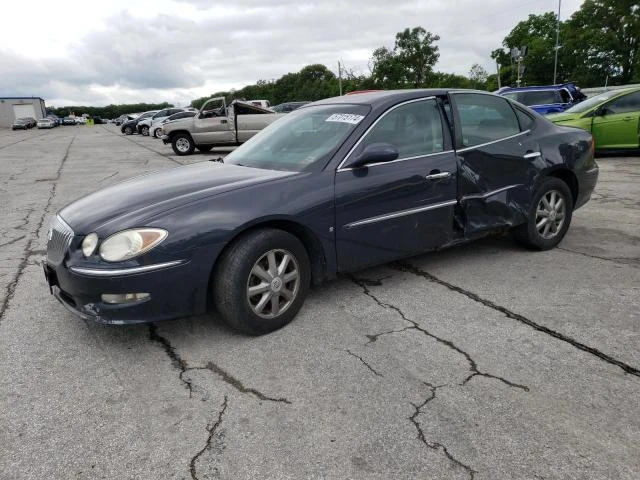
[564, 89, 625, 113]
[224, 104, 370, 172]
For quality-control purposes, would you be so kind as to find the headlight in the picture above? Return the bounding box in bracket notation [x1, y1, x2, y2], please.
[81, 233, 99, 257]
[99, 228, 168, 262]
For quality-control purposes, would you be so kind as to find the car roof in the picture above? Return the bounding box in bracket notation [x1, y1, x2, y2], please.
[499, 83, 577, 93]
[311, 88, 488, 108]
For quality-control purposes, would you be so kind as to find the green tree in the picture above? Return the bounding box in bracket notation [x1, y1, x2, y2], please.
[468, 63, 489, 88]
[371, 27, 440, 88]
[564, 0, 640, 86]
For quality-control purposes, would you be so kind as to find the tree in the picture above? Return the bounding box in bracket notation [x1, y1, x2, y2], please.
[468, 63, 489, 88]
[371, 27, 440, 88]
[564, 0, 640, 86]
[498, 12, 560, 86]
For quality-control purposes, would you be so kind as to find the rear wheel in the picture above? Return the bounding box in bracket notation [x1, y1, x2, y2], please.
[153, 128, 162, 138]
[140, 125, 149, 136]
[515, 177, 573, 250]
[213, 229, 311, 335]
[171, 133, 195, 155]
[123, 125, 133, 135]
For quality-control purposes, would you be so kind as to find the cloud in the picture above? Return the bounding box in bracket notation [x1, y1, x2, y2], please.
[1, 0, 584, 106]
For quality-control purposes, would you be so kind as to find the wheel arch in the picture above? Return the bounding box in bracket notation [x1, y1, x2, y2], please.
[544, 167, 578, 207]
[207, 219, 328, 309]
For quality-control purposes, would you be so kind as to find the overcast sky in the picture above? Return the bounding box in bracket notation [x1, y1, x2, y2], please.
[2, 0, 583, 107]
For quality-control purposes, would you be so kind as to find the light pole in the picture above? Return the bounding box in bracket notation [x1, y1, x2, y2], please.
[553, 0, 562, 84]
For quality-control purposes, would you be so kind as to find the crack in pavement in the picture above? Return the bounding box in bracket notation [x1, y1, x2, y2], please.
[1, 136, 75, 326]
[557, 246, 640, 266]
[394, 262, 640, 378]
[101, 126, 184, 165]
[189, 395, 228, 480]
[409, 382, 477, 480]
[147, 325, 292, 404]
[346, 349, 383, 377]
[204, 361, 292, 404]
[147, 324, 194, 396]
[0, 235, 26, 249]
[350, 275, 529, 392]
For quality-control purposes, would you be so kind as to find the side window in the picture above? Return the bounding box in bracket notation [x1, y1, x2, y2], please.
[155, 109, 168, 118]
[605, 91, 640, 114]
[514, 107, 535, 131]
[559, 89, 572, 103]
[453, 93, 520, 147]
[359, 99, 444, 159]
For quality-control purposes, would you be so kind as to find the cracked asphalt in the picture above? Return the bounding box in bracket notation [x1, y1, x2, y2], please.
[1, 125, 639, 479]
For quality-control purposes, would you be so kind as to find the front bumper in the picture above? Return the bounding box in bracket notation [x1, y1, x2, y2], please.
[43, 256, 208, 325]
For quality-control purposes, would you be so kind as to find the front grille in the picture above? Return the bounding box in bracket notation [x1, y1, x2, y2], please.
[46, 215, 74, 265]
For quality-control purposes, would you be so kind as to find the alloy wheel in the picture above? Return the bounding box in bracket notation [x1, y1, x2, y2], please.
[246, 249, 300, 319]
[535, 189, 565, 239]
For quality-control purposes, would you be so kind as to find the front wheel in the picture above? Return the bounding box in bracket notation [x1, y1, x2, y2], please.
[171, 133, 195, 155]
[213, 229, 311, 335]
[515, 177, 573, 250]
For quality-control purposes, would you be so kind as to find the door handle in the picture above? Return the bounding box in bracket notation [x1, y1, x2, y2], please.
[425, 171, 452, 180]
[220, 119, 228, 124]
[523, 151, 541, 159]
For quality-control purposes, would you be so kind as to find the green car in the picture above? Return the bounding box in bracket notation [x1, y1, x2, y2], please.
[548, 87, 640, 151]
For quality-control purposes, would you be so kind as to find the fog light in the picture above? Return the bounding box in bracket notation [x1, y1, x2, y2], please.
[101, 293, 150, 304]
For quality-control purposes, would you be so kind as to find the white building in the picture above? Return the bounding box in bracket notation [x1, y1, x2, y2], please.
[0, 97, 47, 128]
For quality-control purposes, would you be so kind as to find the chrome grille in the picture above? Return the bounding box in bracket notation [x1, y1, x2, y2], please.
[46, 215, 74, 265]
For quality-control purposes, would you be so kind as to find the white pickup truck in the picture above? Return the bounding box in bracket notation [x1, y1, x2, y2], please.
[161, 97, 285, 155]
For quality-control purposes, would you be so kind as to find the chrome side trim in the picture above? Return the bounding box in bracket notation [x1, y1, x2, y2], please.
[523, 151, 541, 159]
[344, 200, 457, 229]
[70, 260, 186, 277]
[461, 184, 521, 201]
[337, 96, 440, 171]
[456, 130, 530, 153]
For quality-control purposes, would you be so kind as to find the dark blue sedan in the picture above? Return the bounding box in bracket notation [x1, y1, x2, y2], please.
[44, 89, 598, 334]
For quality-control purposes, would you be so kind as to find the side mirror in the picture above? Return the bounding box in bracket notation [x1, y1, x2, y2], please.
[343, 142, 399, 169]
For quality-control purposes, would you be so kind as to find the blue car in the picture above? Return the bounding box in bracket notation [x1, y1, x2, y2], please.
[44, 89, 598, 334]
[498, 83, 586, 115]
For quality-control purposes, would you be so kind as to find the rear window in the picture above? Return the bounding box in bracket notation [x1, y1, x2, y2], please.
[504, 90, 561, 106]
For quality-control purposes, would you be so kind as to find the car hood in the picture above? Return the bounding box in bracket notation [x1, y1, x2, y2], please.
[59, 162, 296, 234]
[546, 111, 584, 123]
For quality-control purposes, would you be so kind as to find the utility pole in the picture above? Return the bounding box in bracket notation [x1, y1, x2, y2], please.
[553, 0, 562, 84]
[496, 61, 501, 89]
[338, 61, 343, 96]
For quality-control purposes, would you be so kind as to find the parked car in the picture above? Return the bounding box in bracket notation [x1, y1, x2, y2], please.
[115, 114, 137, 126]
[498, 83, 586, 115]
[246, 99, 272, 109]
[37, 118, 55, 129]
[62, 117, 76, 126]
[75, 117, 87, 125]
[271, 101, 311, 113]
[161, 98, 284, 155]
[150, 110, 197, 138]
[547, 86, 640, 151]
[44, 89, 597, 335]
[137, 108, 190, 136]
[120, 111, 158, 135]
[46, 115, 61, 126]
[11, 118, 34, 130]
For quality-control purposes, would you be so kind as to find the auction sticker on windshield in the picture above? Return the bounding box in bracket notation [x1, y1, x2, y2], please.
[325, 113, 364, 124]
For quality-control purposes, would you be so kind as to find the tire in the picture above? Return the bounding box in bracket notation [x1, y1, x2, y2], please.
[153, 128, 162, 138]
[171, 133, 195, 155]
[515, 177, 573, 250]
[196, 145, 213, 152]
[123, 126, 133, 135]
[213, 229, 311, 335]
[140, 125, 149, 136]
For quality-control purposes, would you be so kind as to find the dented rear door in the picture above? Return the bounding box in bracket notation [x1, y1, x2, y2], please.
[449, 92, 540, 235]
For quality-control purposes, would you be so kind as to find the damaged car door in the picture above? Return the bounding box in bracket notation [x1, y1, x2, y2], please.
[449, 92, 541, 235]
[335, 97, 457, 271]
[192, 97, 236, 145]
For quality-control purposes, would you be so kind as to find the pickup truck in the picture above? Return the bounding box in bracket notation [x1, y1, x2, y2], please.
[162, 97, 285, 155]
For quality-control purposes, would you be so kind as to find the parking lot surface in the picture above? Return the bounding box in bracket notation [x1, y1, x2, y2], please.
[1, 125, 639, 479]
